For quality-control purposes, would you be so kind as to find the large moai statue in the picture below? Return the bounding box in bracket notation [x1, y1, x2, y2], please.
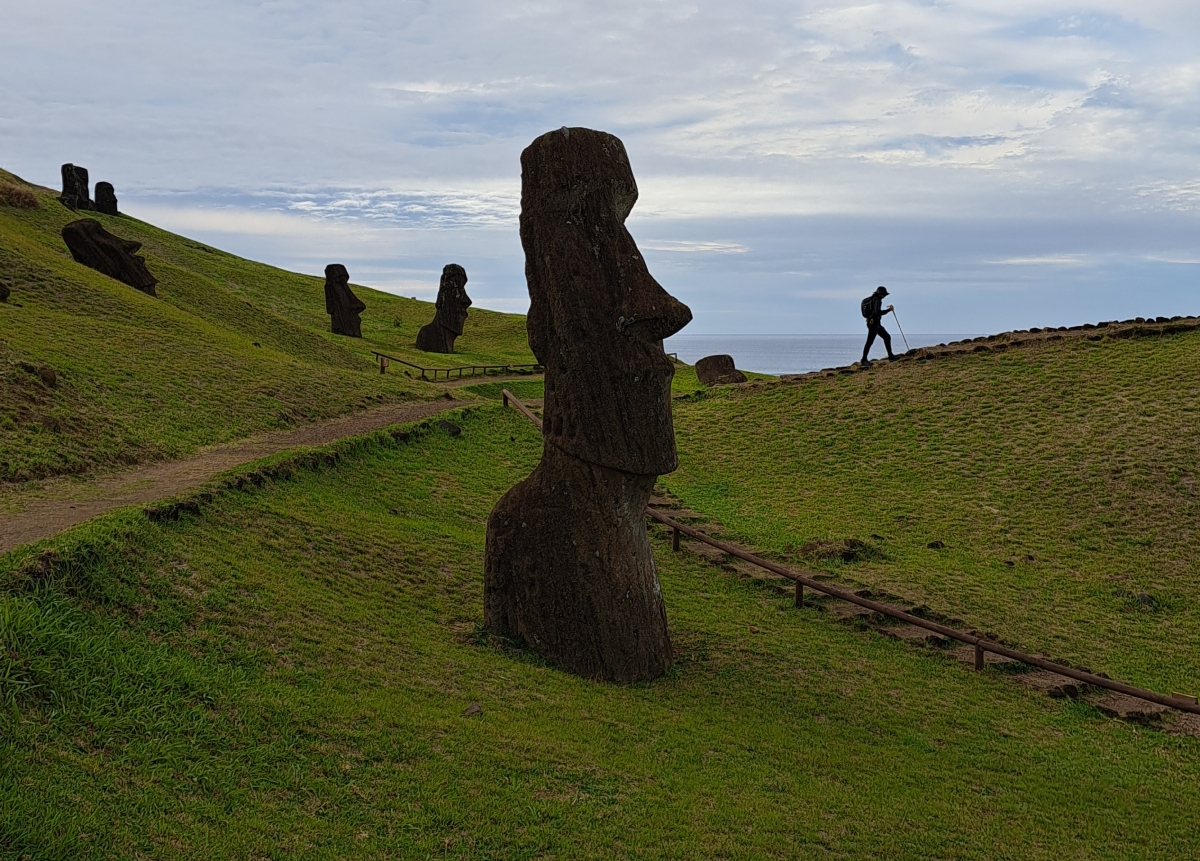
[415, 264, 472, 353]
[484, 127, 693, 683]
[59, 164, 93, 211]
[324, 264, 366, 337]
[61, 218, 157, 296]
[94, 182, 119, 216]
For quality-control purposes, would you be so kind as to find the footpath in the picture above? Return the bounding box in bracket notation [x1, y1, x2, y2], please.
[0, 398, 468, 554]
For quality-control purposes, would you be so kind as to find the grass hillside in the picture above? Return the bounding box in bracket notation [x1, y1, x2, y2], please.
[3, 406, 1197, 859]
[665, 328, 1200, 698]
[0, 169, 532, 483]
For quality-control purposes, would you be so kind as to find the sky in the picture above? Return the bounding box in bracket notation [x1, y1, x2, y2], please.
[3, 1, 1199, 334]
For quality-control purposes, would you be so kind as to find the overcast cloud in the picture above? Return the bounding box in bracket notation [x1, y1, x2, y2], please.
[3, 1, 1198, 332]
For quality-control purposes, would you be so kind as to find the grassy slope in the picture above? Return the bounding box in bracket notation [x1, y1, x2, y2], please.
[0, 169, 532, 482]
[2, 406, 1197, 859]
[665, 330, 1200, 696]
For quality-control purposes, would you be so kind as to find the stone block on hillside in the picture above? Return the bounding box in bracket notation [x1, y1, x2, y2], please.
[485, 127, 693, 683]
[59, 163, 93, 211]
[61, 218, 157, 296]
[94, 182, 119, 216]
[415, 264, 471, 353]
[323, 263, 365, 337]
[695, 354, 747, 385]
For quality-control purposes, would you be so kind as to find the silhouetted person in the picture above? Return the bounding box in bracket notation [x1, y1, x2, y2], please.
[860, 285, 896, 365]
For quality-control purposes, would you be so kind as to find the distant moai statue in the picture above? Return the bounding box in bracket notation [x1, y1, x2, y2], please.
[323, 264, 366, 337]
[484, 127, 692, 683]
[61, 218, 157, 296]
[94, 182, 119, 216]
[695, 354, 747, 385]
[59, 164, 93, 211]
[415, 264, 472, 353]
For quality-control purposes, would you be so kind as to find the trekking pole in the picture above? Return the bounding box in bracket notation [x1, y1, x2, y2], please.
[892, 308, 911, 352]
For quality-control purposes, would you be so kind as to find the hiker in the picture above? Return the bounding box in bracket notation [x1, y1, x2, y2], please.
[860, 285, 896, 365]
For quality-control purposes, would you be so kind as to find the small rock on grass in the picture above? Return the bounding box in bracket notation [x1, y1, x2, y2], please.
[463, 702, 482, 717]
[437, 419, 462, 436]
[926, 540, 945, 549]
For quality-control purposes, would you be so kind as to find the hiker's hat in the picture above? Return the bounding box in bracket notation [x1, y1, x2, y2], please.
[875, 285, 889, 296]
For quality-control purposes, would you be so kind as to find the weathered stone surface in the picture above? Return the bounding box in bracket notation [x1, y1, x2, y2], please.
[485, 127, 692, 683]
[0, 281, 9, 302]
[695, 354, 747, 385]
[59, 164, 92, 211]
[94, 182, 118, 216]
[323, 264, 365, 337]
[61, 218, 157, 296]
[415, 264, 471, 353]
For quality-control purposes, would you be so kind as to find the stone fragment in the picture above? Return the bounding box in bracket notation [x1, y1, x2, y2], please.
[695, 354, 747, 385]
[61, 218, 157, 296]
[59, 163, 93, 210]
[94, 181, 118, 216]
[0, 281, 9, 302]
[416, 264, 472, 353]
[485, 127, 693, 683]
[436, 420, 462, 437]
[323, 264, 365, 337]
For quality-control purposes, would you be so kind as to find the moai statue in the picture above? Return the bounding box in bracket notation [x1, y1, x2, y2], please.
[59, 164, 93, 211]
[94, 182, 119, 216]
[415, 264, 472, 353]
[324, 264, 366, 337]
[484, 127, 692, 683]
[61, 218, 157, 296]
[695, 354, 747, 385]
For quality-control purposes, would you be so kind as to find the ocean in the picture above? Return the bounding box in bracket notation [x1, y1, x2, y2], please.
[664, 334, 983, 376]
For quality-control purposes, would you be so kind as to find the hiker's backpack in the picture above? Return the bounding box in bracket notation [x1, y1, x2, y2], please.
[860, 296, 874, 319]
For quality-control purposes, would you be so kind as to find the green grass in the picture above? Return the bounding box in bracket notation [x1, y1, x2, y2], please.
[2, 406, 1197, 859]
[0, 168, 532, 482]
[664, 331, 1200, 697]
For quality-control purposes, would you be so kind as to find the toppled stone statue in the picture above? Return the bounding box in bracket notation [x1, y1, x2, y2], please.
[415, 264, 471, 353]
[324, 264, 366, 337]
[484, 127, 693, 683]
[61, 218, 157, 296]
[94, 182, 119, 216]
[695, 354, 747, 385]
[59, 164, 93, 211]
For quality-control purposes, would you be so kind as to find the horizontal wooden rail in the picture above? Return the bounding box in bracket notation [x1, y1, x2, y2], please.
[501, 390, 1200, 716]
[371, 351, 541, 381]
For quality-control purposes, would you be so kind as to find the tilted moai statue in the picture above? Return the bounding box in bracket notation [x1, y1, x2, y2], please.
[94, 182, 119, 216]
[61, 218, 157, 296]
[59, 164, 93, 211]
[415, 264, 472, 353]
[324, 264, 366, 337]
[695, 354, 747, 385]
[484, 127, 693, 683]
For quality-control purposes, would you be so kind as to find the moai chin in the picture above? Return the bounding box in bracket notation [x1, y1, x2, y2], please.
[324, 264, 366, 337]
[61, 219, 157, 296]
[415, 264, 472, 353]
[484, 127, 693, 682]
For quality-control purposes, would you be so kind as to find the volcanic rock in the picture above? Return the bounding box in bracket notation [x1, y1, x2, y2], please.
[94, 181, 118, 216]
[485, 127, 693, 683]
[323, 264, 365, 338]
[61, 218, 157, 296]
[415, 264, 471, 353]
[59, 164, 92, 211]
[0, 281, 9, 302]
[695, 354, 747, 385]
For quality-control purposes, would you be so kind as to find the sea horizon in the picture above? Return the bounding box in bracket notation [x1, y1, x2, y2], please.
[664, 333, 985, 376]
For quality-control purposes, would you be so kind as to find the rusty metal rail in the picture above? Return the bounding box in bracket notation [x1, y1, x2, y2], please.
[500, 389, 1200, 716]
[372, 351, 542, 381]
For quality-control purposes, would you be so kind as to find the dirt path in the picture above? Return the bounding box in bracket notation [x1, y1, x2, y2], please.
[0, 399, 467, 554]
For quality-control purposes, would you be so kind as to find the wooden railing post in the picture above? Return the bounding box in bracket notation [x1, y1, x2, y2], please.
[795, 580, 803, 608]
[672, 526, 680, 552]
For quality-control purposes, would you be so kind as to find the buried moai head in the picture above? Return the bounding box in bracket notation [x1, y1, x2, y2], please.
[59, 164, 92, 211]
[415, 264, 471, 353]
[324, 263, 366, 338]
[521, 126, 692, 474]
[61, 218, 157, 296]
[94, 182, 118, 216]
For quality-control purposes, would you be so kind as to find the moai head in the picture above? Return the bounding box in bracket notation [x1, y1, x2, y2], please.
[61, 218, 157, 296]
[519, 127, 692, 475]
[95, 182, 118, 216]
[434, 264, 471, 336]
[324, 263, 351, 314]
[59, 163, 92, 210]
